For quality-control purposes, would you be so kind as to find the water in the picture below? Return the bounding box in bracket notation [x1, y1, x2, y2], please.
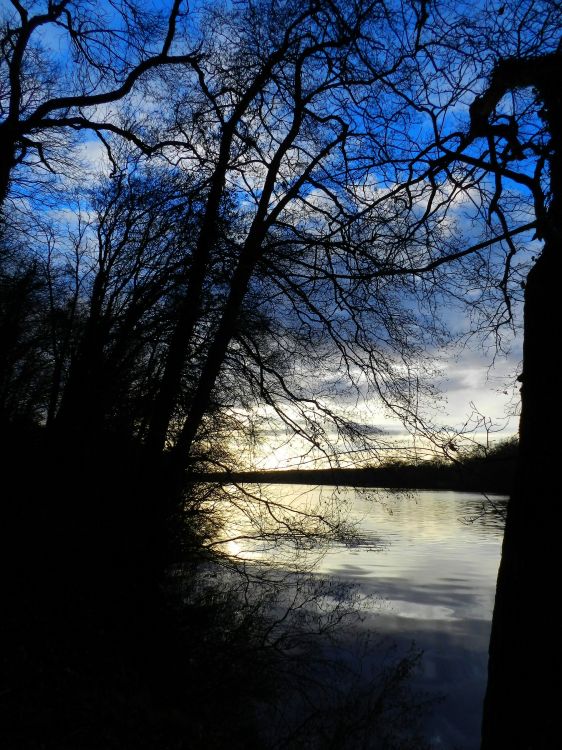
[321, 487, 505, 749]
[225, 485, 506, 749]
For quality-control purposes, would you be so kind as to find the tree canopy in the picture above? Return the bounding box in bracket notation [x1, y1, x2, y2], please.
[2, 1, 561, 747]
[3, 0, 559, 468]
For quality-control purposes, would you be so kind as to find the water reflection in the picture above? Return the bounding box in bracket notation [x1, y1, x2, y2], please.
[225, 485, 506, 749]
[318, 489, 505, 621]
[334, 487, 504, 749]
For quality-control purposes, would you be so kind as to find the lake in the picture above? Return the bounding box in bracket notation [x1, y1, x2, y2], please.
[223, 485, 506, 749]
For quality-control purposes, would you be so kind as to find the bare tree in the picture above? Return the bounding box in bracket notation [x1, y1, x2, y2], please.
[137, 0, 447, 468]
[462, 51, 562, 749]
[3, 4, 562, 744]
[0, 0, 199, 208]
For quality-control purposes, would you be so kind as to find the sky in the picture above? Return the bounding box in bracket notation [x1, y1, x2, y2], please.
[36, 131, 527, 471]
[252, 343, 521, 469]
[4, 0, 549, 472]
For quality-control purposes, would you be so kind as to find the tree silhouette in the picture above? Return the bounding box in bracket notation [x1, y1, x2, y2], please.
[466, 51, 562, 749]
[2, 2, 562, 747]
[0, 0, 199, 208]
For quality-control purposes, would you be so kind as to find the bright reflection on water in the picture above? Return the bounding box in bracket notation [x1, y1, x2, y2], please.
[228, 485, 506, 750]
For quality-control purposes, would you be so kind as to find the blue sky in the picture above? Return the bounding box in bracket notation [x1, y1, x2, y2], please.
[3, 0, 556, 468]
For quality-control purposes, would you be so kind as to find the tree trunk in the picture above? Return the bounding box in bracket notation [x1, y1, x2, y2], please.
[171, 239, 261, 463]
[481, 72, 562, 746]
[54, 315, 109, 439]
[481, 235, 561, 748]
[0, 136, 16, 210]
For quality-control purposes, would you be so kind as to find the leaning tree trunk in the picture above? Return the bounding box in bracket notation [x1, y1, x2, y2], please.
[481, 55, 562, 749]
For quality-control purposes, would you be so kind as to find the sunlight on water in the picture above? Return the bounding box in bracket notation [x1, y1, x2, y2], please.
[221, 486, 504, 617]
[317, 488, 504, 621]
[221, 484, 506, 749]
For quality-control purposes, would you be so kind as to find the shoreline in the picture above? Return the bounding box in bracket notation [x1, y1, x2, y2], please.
[191, 464, 514, 495]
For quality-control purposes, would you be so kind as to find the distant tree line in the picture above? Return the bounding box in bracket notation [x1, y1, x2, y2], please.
[214, 437, 518, 495]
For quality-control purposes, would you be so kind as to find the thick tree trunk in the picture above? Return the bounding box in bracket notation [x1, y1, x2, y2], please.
[481, 237, 561, 748]
[481, 87, 562, 749]
[0, 163, 10, 209]
[480, 53, 562, 749]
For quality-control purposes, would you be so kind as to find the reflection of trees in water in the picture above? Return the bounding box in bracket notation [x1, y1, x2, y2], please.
[461, 495, 508, 530]
[181, 551, 433, 750]
[202, 483, 357, 568]
[168, 479, 433, 748]
[355, 485, 508, 534]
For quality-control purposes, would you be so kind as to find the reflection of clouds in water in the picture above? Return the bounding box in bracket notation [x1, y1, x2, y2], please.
[219, 485, 504, 635]
[321, 487, 503, 749]
[221, 485, 504, 622]
[385, 600, 458, 621]
[218, 485, 504, 749]
[351, 487, 506, 539]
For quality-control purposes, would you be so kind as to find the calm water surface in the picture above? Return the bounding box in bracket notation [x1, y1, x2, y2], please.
[242, 486, 506, 750]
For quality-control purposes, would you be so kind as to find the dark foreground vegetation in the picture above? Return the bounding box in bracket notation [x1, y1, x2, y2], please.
[205, 439, 518, 495]
[1, 422, 434, 750]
